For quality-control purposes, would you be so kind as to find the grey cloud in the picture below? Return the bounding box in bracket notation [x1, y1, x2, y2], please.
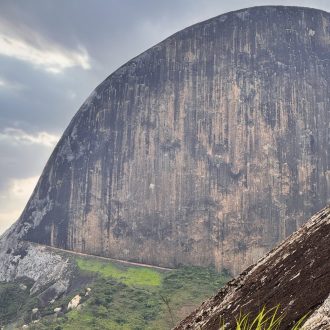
[0, 56, 97, 134]
[0, 141, 52, 189]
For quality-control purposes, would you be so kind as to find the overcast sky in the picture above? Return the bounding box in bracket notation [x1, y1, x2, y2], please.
[0, 0, 329, 234]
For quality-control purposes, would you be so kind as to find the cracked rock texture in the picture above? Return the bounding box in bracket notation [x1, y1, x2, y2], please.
[302, 295, 330, 329]
[1, 6, 329, 275]
[0, 227, 72, 298]
[174, 205, 330, 330]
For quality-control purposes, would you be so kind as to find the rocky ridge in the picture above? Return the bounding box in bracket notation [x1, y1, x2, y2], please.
[0, 226, 73, 301]
[174, 205, 330, 330]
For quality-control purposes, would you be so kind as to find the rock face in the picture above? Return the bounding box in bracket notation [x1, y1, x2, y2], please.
[67, 294, 81, 310]
[302, 295, 330, 329]
[174, 205, 330, 330]
[2, 6, 330, 275]
[0, 229, 72, 298]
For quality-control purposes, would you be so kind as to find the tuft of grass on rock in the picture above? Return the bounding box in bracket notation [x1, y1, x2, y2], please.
[219, 305, 308, 330]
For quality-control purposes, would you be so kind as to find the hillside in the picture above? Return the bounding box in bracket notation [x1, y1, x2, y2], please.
[0, 251, 229, 329]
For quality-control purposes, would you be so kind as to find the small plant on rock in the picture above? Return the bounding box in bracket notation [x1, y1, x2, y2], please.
[219, 305, 308, 330]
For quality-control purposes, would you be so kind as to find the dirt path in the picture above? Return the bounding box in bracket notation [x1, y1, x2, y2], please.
[24, 241, 173, 271]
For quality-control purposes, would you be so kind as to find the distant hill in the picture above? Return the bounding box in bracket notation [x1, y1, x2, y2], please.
[1, 6, 329, 276]
[0, 5, 329, 330]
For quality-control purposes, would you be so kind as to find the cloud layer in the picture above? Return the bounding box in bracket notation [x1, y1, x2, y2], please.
[0, 33, 91, 73]
[0, 128, 59, 147]
[0, 176, 39, 234]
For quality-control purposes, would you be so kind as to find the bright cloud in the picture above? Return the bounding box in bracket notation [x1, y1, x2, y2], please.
[0, 176, 39, 235]
[0, 32, 90, 74]
[0, 128, 59, 147]
[0, 76, 25, 91]
[10, 176, 39, 197]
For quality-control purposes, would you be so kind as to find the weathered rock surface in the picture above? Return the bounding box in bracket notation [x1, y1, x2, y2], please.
[302, 295, 330, 329]
[67, 294, 81, 310]
[174, 205, 330, 330]
[1, 6, 330, 275]
[0, 228, 72, 298]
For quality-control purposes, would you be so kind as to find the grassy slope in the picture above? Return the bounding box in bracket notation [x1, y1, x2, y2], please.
[1, 256, 230, 330]
[0, 278, 38, 328]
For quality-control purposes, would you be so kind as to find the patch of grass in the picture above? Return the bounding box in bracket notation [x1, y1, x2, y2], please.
[76, 258, 162, 287]
[219, 305, 308, 330]
[0, 278, 38, 327]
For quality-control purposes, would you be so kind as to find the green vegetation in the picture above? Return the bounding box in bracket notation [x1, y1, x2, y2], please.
[1, 256, 230, 329]
[76, 258, 162, 286]
[0, 259, 309, 330]
[0, 278, 38, 327]
[219, 305, 307, 330]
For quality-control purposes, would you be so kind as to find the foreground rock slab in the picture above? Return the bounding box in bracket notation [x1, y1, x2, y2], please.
[174, 206, 330, 330]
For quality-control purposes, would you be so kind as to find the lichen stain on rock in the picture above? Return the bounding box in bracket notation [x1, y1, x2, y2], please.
[9, 6, 330, 275]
